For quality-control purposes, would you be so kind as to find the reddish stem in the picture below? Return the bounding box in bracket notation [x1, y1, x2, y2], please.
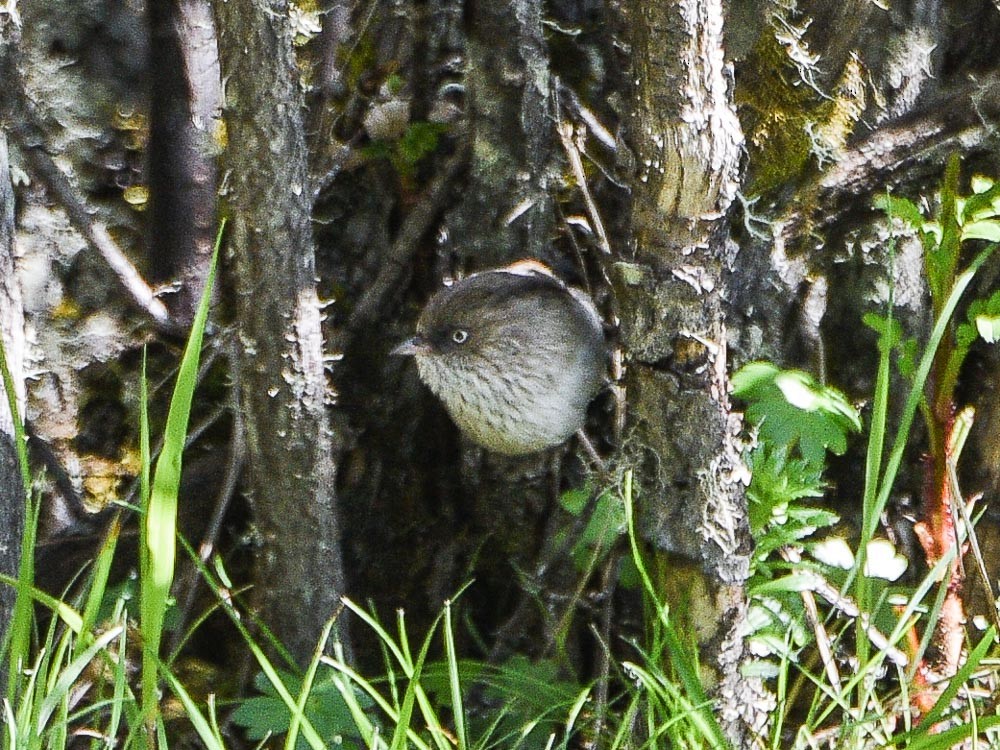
[911, 407, 966, 720]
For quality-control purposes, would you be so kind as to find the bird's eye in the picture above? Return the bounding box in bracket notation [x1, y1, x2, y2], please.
[451, 329, 469, 344]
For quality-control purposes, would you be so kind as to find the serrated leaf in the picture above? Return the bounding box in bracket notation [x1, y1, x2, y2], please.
[862, 312, 903, 351]
[735, 364, 861, 467]
[786, 507, 839, 529]
[231, 671, 367, 748]
[774, 371, 862, 429]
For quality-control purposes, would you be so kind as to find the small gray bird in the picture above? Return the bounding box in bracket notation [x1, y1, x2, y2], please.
[392, 261, 606, 455]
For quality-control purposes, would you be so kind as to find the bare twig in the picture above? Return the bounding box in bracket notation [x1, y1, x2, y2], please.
[490, 470, 611, 662]
[556, 81, 617, 152]
[14, 137, 173, 329]
[2, 48, 173, 329]
[944, 407, 1000, 633]
[802, 566, 909, 667]
[782, 547, 842, 691]
[557, 119, 612, 255]
[589, 554, 617, 747]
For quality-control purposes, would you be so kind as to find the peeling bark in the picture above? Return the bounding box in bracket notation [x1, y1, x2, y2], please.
[620, 0, 769, 744]
[212, 0, 348, 662]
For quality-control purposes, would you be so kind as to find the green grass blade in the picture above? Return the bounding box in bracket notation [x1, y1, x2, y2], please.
[444, 599, 467, 750]
[16, 646, 43, 746]
[559, 686, 591, 750]
[35, 626, 123, 734]
[0, 574, 84, 634]
[106, 613, 130, 748]
[285, 617, 338, 750]
[341, 599, 410, 672]
[79, 515, 122, 648]
[621, 470, 729, 750]
[176, 529, 329, 750]
[0, 319, 30, 497]
[159, 661, 226, 750]
[140, 224, 221, 732]
[391, 609, 448, 750]
[324, 654, 390, 749]
[0, 323, 35, 698]
[915, 626, 997, 732]
[853, 298, 894, 666]
[862, 242, 996, 542]
[899, 714, 1000, 750]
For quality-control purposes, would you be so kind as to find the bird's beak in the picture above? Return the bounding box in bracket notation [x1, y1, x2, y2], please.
[391, 336, 432, 356]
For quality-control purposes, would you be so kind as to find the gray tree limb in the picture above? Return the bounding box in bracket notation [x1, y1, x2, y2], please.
[620, 0, 770, 744]
[212, 0, 349, 663]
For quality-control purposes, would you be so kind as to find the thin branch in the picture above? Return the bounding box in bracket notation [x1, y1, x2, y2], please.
[18, 147, 172, 329]
[782, 547, 842, 691]
[5, 63, 173, 329]
[339, 142, 470, 343]
[557, 119, 612, 255]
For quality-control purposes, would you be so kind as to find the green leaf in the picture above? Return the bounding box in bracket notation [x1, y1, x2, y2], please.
[749, 574, 816, 596]
[960, 219, 1000, 242]
[897, 335, 919, 381]
[559, 485, 592, 516]
[141, 222, 221, 730]
[862, 312, 903, 352]
[734, 363, 861, 467]
[926, 153, 963, 308]
[773, 371, 860, 429]
[961, 175, 1000, 220]
[230, 670, 368, 748]
[968, 289, 1000, 344]
[394, 121, 448, 177]
[746, 446, 827, 536]
[874, 193, 925, 230]
[862, 312, 919, 380]
[731, 360, 780, 397]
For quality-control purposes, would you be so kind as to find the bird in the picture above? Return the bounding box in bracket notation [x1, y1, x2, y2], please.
[392, 260, 607, 455]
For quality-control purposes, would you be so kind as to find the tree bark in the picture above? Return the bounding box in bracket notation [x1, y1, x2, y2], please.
[0, 12, 26, 689]
[448, 0, 556, 266]
[620, 0, 768, 743]
[147, 0, 222, 323]
[0, 129, 25, 691]
[212, 0, 348, 662]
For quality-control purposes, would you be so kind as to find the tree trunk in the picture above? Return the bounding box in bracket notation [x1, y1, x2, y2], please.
[449, 0, 556, 267]
[620, 0, 769, 743]
[212, 0, 348, 663]
[147, 0, 222, 323]
[0, 11, 26, 690]
[0, 127, 25, 698]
